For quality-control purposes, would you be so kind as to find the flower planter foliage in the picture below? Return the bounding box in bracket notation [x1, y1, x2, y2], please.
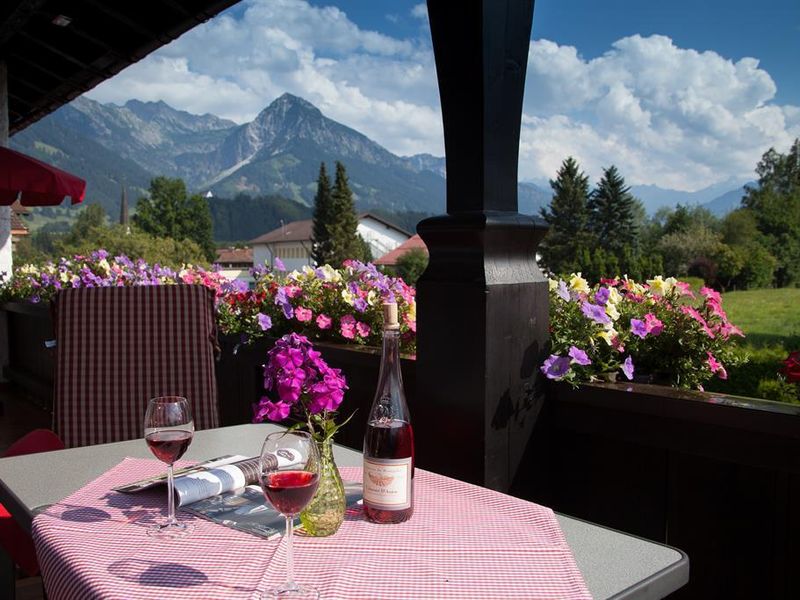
[216, 260, 416, 354]
[543, 273, 747, 389]
[4, 250, 752, 399]
[0, 252, 417, 355]
[0, 250, 233, 304]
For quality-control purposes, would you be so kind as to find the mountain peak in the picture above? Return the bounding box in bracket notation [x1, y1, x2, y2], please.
[257, 93, 323, 123]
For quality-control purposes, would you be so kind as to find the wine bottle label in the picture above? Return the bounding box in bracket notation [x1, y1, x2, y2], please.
[363, 457, 412, 510]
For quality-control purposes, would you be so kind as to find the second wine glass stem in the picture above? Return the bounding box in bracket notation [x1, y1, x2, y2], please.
[167, 464, 177, 525]
[285, 515, 297, 590]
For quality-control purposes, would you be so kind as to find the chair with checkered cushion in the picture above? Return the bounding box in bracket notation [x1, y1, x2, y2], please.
[53, 285, 220, 448]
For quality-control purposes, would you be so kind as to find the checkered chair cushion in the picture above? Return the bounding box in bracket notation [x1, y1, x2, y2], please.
[53, 285, 219, 448]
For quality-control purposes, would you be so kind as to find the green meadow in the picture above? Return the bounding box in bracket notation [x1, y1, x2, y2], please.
[705, 288, 799, 402]
[722, 288, 800, 349]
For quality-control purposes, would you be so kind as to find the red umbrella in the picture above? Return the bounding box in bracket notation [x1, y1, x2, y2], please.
[0, 146, 86, 206]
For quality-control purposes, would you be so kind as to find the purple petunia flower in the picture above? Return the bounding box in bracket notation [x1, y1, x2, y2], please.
[274, 257, 286, 271]
[630, 319, 648, 339]
[541, 354, 571, 379]
[581, 302, 611, 326]
[274, 287, 294, 319]
[556, 280, 571, 302]
[595, 286, 610, 305]
[257, 313, 272, 331]
[568, 346, 592, 366]
[353, 297, 368, 313]
[622, 356, 635, 380]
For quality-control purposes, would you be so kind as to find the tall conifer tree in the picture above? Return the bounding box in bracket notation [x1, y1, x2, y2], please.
[329, 161, 367, 266]
[539, 157, 592, 275]
[589, 165, 639, 255]
[311, 162, 334, 265]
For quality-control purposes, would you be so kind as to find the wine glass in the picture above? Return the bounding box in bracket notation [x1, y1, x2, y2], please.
[144, 396, 195, 537]
[259, 430, 320, 599]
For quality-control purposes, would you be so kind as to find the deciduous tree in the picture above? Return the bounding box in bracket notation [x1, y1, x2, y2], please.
[134, 176, 215, 261]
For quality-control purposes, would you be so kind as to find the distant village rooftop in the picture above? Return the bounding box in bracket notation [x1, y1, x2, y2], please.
[215, 247, 253, 268]
[374, 234, 428, 266]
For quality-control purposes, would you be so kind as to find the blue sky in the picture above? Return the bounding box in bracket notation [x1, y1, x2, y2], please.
[87, 0, 800, 191]
[319, 0, 800, 105]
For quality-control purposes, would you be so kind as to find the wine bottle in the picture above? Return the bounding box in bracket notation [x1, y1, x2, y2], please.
[363, 302, 414, 523]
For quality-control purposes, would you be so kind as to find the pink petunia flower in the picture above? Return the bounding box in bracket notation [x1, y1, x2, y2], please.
[340, 314, 356, 339]
[706, 352, 727, 379]
[284, 285, 303, 299]
[356, 322, 371, 337]
[295, 306, 313, 322]
[674, 281, 696, 298]
[644, 313, 664, 336]
[316, 314, 332, 330]
[700, 286, 722, 304]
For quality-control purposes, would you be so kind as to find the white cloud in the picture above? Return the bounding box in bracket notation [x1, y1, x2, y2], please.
[411, 4, 428, 20]
[86, 1, 798, 191]
[521, 34, 800, 190]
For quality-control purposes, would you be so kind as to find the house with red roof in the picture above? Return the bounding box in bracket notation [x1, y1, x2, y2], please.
[374, 234, 428, 267]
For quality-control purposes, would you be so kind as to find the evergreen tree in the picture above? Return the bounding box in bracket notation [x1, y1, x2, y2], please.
[539, 157, 593, 275]
[329, 161, 370, 265]
[589, 165, 639, 255]
[133, 176, 215, 261]
[311, 163, 334, 265]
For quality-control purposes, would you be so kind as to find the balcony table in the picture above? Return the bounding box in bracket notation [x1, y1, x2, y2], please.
[0, 423, 688, 599]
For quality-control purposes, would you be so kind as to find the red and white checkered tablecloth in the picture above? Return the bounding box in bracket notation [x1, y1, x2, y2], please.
[33, 458, 591, 599]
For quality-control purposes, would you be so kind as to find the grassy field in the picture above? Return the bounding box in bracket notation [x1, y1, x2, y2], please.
[705, 288, 799, 402]
[722, 288, 800, 349]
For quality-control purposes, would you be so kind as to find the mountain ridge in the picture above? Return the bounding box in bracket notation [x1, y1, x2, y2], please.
[10, 93, 746, 242]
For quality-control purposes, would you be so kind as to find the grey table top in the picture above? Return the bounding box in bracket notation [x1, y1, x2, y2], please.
[0, 423, 688, 599]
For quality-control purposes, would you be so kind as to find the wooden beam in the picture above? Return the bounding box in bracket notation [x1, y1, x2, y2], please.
[414, 0, 549, 492]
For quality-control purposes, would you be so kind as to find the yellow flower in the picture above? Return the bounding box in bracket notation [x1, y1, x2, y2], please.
[646, 275, 673, 296]
[597, 329, 616, 345]
[605, 302, 620, 321]
[59, 271, 69, 283]
[341, 289, 355, 305]
[407, 299, 416, 321]
[317, 264, 341, 282]
[607, 287, 623, 305]
[98, 259, 111, 273]
[548, 278, 558, 292]
[569, 273, 590, 294]
[367, 290, 378, 305]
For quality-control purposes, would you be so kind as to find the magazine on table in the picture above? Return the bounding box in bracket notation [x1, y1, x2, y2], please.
[115, 453, 362, 538]
[184, 480, 364, 539]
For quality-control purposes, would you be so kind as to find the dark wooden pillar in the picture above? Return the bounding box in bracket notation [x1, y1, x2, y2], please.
[415, 0, 549, 491]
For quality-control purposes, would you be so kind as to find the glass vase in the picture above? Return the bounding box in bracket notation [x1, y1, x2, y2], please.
[299, 438, 346, 536]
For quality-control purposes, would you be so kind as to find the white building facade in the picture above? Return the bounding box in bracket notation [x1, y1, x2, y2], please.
[250, 214, 410, 271]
